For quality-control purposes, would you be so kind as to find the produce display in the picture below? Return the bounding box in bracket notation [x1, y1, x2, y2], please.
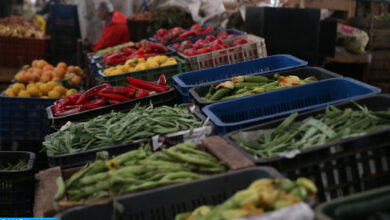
[0, 16, 44, 38]
[153, 24, 215, 44]
[4, 82, 78, 98]
[101, 41, 169, 67]
[202, 74, 318, 102]
[44, 104, 203, 155]
[103, 55, 177, 76]
[14, 59, 83, 86]
[54, 143, 227, 201]
[129, 12, 153, 21]
[171, 30, 244, 55]
[231, 103, 390, 159]
[93, 42, 134, 57]
[0, 159, 28, 171]
[175, 177, 317, 220]
[51, 76, 169, 116]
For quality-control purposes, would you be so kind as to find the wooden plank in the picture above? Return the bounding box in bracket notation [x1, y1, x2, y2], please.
[202, 136, 254, 170]
[371, 61, 390, 70]
[372, 50, 390, 60]
[304, 0, 353, 11]
[372, 29, 390, 37]
[34, 167, 62, 217]
[366, 70, 390, 81]
[371, 40, 390, 49]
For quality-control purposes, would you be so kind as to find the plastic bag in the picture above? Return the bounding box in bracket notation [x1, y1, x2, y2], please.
[337, 23, 369, 54]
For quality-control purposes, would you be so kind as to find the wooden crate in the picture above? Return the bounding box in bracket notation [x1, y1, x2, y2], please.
[33, 136, 255, 217]
[367, 50, 390, 81]
[356, 1, 390, 17]
[370, 28, 390, 50]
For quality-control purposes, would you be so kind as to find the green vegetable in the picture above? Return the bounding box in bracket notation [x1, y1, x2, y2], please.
[94, 42, 134, 57]
[209, 88, 231, 101]
[0, 159, 27, 170]
[204, 85, 215, 100]
[54, 177, 65, 201]
[234, 82, 261, 89]
[43, 104, 203, 155]
[243, 75, 269, 83]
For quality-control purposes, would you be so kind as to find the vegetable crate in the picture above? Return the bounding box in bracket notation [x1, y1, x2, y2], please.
[96, 56, 187, 86]
[59, 167, 282, 220]
[316, 186, 390, 220]
[0, 36, 50, 67]
[0, 94, 56, 141]
[173, 54, 308, 103]
[190, 67, 342, 108]
[0, 151, 35, 217]
[203, 78, 381, 136]
[46, 107, 208, 168]
[224, 95, 390, 202]
[178, 34, 267, 71]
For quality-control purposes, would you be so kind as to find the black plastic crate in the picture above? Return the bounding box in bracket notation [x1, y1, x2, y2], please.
[224, 94, 390, 202]
[46, 106, 207, 169]
[190, 66, 342, 108]
[46, 88, 177, 129]
[0, 139, 48, 171]
[0, 151, 35, 217]
[59, 167, 282, 220]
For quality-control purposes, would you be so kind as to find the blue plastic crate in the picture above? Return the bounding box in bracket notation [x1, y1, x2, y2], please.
[173, 54, 307, 103]
[202, 78, 381, 135]
[0, 96, 56, 141]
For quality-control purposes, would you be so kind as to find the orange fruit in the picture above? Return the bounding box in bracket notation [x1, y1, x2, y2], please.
[48, 90, 61, 99]
[43, 64, 54, 72]
[40, 75, 50, 82]
[32, 60, 38, 67]
[53, 85, 66, 95]
[37, 60, 47, 69]
[52, 77, 61, 82]
[53, 67, 65, 79]
[18, 72, 30, 83]
[74, 66, 83, 76]
[39, 83, 51, 95]
[27, 86, 40, 97]
[70, 75, 82, 86]
[67, 65, 76, 73]
[18, 90, 30, 98]
[66, 88, 77, 97]
[42, 71, 53, 79]
[5, 88, 16, 97]
[57, 62, 67, 70]
[28, 67, 36, 74]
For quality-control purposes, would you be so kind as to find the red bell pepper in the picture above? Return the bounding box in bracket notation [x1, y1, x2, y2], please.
[157, 74, 166, 86]
[66, 93, 82, 105]
[156, 28, 168, 38]
[196, 47, 211, 54]
[76, 83, 111, 105]
[99, 87, 135, 98]
[127, 77, 169, 93]
[183, 48, 198, 56]
[190, 24, 202, 31]
[108, 99, 122, 105]
[147, 43, 168, 52]
[59, 104, 82, 111]
[54, 107, 82, 117]
[204, 35, 216, 43]
[82, 98, 107, 111]
[194, 40, 205, 49]
[126, 84, 151, 93]
[178, 31, 196, 39]
[135, 89, 149, 98]
[172, 43, 180, 50]
[217, 31, 229, 40]
[121, 47, 137, 54]
[52, 99, 69, 113]
[97, 92, 130, 101]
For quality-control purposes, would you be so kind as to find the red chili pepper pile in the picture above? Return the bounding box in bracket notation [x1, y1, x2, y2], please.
[51, 75, 169, 117]
[153, 24, 214, 44]
[101, 41, 168, 66]
[171, 32, 249, 57]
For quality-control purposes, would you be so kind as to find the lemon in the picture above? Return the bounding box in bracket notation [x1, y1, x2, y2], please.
[12, 83, 25, 94]
[39, 83, 51, 95]
[147, 61, 159, 69]
[53, 85, 67, 95]
[137, 58, 145, 63]
[27, 86, 40, 97]
[159, 56, 169, 63]
[18, 90, 30, 97]
[167, 57, 177, 62]
[66, 88, 77, 97]
[27, 83, 36, 89]
[48, 90, 61, 99]
[120, 65, 129, 73]
[111, 69, 123, 75]
[161, 60, 177, 67]
[47, 81, 58, 90]
[5, 88, 16, 97]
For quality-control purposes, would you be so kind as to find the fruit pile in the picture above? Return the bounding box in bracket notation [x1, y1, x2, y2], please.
[153, 24, 215, 44]
[4, 82, 78, 99]
[103, 56, 177, 76]
[0, 16, 43, 39]
[14, 59, 83, 87]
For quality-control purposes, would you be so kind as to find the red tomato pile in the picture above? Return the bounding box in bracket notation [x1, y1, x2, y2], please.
[153, 24, 215, 44]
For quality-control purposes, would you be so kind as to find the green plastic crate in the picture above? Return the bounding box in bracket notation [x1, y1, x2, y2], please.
[96, 56, 187, 86]
[315, 186, 390, 220]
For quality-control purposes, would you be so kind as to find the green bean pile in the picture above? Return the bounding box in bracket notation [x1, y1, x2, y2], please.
[0, 159, 27, 171]
[231, 103, 390, 159]
[44, 104, 203, 155]
[54, 143, 227, 201]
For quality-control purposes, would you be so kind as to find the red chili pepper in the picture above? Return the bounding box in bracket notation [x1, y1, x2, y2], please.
[126, 83, 151, 93]
[178, 31, 196, 39]
[59, 104, 82, 111]
[135, 89, 149, 98]
[108, 99, 122, 105]
[99, 87, 135, 98]
[97, 92, 130, 101]
[65, 93, 82, 105]
[54, 107, 81, 117]
[157, 74, 166, 86]
[82, 98, 107, 111]
[172, 43, 180, 50]
[52, 99, 69, 113]
[232, 39, 249, 46]
[121, 47, 137, 54]
[147, 43, 168, 52]
[201, 26, 214, 34]
[127, 77, 169, 93]
[76, 83, 111, 105]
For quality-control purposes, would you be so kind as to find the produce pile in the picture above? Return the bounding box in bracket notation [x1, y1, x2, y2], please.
[54, 143, 227, 201]
[101, 41, 169, 66]
[0, 16, 43, 38]
[231, 103, 390, 159]
[129, 12, 153, 21]
[4, 82, 77, 98]
[175, 177, 317, 220]
[51, 76, 169, 116]
[14, 59, 83, 87]
[202, 74, 318, 102]
[171, 31, 246, 56]
[0, 159, 28, 171]
[93, 42, 133, 57]
[103, 55, 177, 76]
[153, 24, 215, 44]
[44, 104, 203, 155]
